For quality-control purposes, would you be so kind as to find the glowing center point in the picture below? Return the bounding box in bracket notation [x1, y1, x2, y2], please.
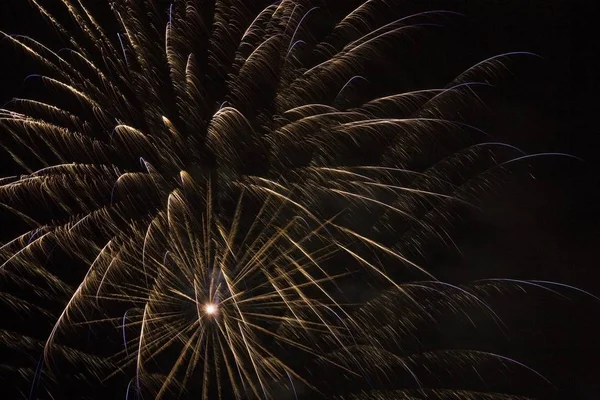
[204, 303, 217, 315]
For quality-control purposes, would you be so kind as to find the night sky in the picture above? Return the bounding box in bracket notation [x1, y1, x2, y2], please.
[1, 1, 598, 399]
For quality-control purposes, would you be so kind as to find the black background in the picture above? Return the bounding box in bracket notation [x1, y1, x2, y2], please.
[1, 0, 598, 398]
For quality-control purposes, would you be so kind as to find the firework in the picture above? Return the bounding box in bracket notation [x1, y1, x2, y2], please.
[0, 1, 581, 399]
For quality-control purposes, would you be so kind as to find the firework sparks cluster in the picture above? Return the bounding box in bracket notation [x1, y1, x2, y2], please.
[0, 1, 576, 399]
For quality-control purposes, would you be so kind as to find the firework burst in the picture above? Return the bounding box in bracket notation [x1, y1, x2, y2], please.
[0, 1, 585, 399]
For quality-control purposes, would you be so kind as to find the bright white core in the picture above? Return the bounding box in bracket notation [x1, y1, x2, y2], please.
[204, 303, 217, 315]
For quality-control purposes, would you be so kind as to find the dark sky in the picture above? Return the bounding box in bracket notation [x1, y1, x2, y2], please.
[1, 0, 598, 399]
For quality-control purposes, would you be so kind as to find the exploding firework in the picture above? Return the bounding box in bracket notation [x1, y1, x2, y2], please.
[0, 1, 587, 399]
